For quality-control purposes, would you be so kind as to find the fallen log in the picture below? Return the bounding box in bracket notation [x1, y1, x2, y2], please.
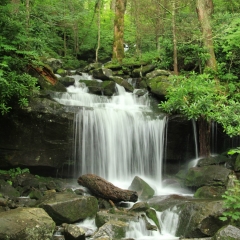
[78, 174, 138, 203]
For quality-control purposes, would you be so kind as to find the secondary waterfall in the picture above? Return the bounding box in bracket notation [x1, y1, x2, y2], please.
[52, 73, 166, 189]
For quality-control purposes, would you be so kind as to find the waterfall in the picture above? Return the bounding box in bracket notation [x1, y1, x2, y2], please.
[52, 74, 166, 189]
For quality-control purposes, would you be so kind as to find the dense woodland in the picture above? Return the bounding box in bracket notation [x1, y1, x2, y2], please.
[1, 0, 240, 156]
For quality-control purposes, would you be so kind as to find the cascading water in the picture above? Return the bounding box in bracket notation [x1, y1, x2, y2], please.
[52, 73, 166, 189]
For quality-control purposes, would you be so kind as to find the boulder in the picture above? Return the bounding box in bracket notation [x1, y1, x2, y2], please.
[184, 165, 232, 187]
[92, 220, 128, 240]
[59, 76, 75, 87]
[0, 179, 20, 199]
[197, 155, 230, 167]
[128, 176, 155, 200]
[0, 207, 55, 240]
[194, 186, 225, 199]
[39, 192, 98, 225]
[146, 75, 170, 99]
[131, 64, 155, 77]
[79, 80, 116, 96]
[46, 58, 63, 72]
[110, 76, 134, 92]
[148, 195, 225, 238]
[146, 69, 171, 78]
[95, 211, 137, 228]
[92, 68, 113, 80]
[63, 223, 85, 240]
[212, 224, 240, 240]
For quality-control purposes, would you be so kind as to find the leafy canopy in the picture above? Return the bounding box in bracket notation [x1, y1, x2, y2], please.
[159, 72, 240, 137]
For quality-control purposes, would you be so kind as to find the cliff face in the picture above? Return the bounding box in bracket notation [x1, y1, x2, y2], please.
[0, 96, 74, 177]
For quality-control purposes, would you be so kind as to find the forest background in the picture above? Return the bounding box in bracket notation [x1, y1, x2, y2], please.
[1, 0, 240, 157]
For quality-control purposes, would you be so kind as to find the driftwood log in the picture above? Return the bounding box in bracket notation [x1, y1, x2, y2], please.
[78, 174, 138, 202]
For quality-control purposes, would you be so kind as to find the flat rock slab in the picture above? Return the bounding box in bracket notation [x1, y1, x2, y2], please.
[0, 207, 55, 240]
[39, 193, 98, 225]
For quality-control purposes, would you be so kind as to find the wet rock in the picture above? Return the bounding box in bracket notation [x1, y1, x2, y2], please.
[92, 220, 128, 240]
[194, 186, 225, 199]
[110, 76, 134, 92]
[92, 68, 113, 80]
[148, 195, 225, 238]
[197, 155, 230, 167]
[63, 223, 85, 240]
[146, 75, 170, 99]
[59, 76, 75, 87]
[128, 202, 149, 212]
[146, 208, 161, 232]
[0, 179, 20, 199]
[0, 207, 55, 240]
[128, 176, 155, 201]
[184, 165, 232, 187]
[39, 193, 98, 225]
[131, 64, 155, 77]
[46, 58, 63, 72]
[0, 97, 74, 177]
[95, 211, 137, 228]
[212, 224, 240, 240]
[146, 69, 171, 78]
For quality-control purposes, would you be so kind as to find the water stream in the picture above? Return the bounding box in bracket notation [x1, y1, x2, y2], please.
[52, 73, 180, 239]
[52, 73, 166, 190]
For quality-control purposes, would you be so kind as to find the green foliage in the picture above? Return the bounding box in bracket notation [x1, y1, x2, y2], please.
[228, 147, 240, 155]
[159, 72, 240, 137]
[0, 167, 30, 178]
[219, 179, 240, 224]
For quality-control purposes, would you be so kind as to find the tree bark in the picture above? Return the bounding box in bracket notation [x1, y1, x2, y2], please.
[78, 174, 138, 202]
[198, 116, 211, 157]
[112, 0, 127, 63]
[172, 0, 178, 75]
[196, 0, 217, 71]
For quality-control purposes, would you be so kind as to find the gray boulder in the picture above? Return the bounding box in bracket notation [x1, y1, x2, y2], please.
[148, 195, 225, 238]
[63, 223, 85, 240]
[0, 207, 55, 240]
[110, 76, 134, 92]
[92, 68, 113, 80]
[59, 76, 75, 87]
[212, 224, 240, 240]
[39, 193, 98, 225]
[128, 176, 155, 200]
[184, 165, 232, 187]
[132, 64, 155, 77]
[92, 220, 128, 240]
[146, 75, 170, 99]
[146, 69, 171, 78]
[0, 179, 20, 199]
[46, 58, 63, 72]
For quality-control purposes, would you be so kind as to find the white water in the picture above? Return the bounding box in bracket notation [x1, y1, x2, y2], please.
[52, 73, 166, 190]
[125, 209, 179, 240]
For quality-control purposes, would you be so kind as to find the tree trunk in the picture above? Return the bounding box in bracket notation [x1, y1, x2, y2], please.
[198, 116, 211, 157]
[96, 0, 101, 62]
[78, 174, 138, 202]
[196, 0, 217, 71]
[172, 0, 178, 75]
[112, 0, 127, 63]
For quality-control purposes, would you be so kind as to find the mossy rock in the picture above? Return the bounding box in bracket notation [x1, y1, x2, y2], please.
[110, 76, 134, 92]
[194, 186, 225, 199]
[56, 68, 67, 77]
[146, 75, 170, 98]
[184, 165, 231, 188]
[132, 64, 155, 77]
